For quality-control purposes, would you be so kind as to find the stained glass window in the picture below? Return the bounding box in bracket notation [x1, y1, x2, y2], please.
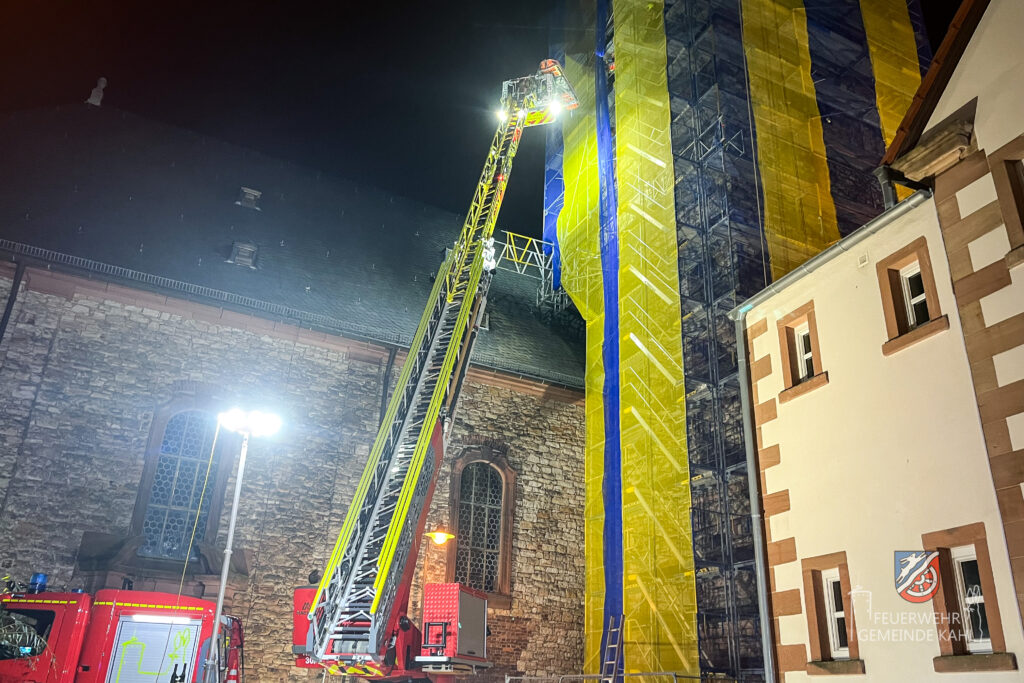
[139, 410, 220, 560]
[453, 462, 503, 592]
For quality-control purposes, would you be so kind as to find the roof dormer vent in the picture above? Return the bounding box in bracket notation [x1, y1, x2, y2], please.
[227, 241, 258, 268]
[236, 187, 262, 210]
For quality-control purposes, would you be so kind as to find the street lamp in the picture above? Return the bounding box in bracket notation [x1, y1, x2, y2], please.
[425, 529, 454, 546]
[203, 408, 281, 683]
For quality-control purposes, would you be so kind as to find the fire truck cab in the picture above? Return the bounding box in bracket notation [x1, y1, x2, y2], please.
[0, 589, 240, 683]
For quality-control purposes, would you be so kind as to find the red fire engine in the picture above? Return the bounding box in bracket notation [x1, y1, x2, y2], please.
[0, 588, 243, 682]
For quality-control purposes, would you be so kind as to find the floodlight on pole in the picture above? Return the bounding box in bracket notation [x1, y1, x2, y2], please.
[217, 408, 281, 437]
[202, 408, 281, 683]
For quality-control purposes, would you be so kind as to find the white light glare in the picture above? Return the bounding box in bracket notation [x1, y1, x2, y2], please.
[131, 614, 195, 625]
[218, 408, 248, 433]
[496, 109, 508, 122]
[517, 109, 525, 118]
[248, 411, 283, 437]
[549, 100, 562, 116]
[218, 408, 282, 437]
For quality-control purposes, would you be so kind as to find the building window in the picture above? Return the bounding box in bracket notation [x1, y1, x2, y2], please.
[138, 410, 222, 560]
[822, 568, 849, 660]
[446, 445, 516, 609]
[776, 300, 828, 402]
[951, 545, 990, 653]
[899, 263, 930, 329]
[922, 522, 1017, 673]
[988, 140, 1024, 262]
[131, 393, 233, 566]
[793, 323, 814, 382]
[227, 241, 258, 268]
[801, 551, 864, 674]
[235, 186, 262, 210]
[454, 462, 502, 591]
[877, 237, 948, 355]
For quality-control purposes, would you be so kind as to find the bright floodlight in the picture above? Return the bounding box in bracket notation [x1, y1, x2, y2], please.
[218, 408, 282, 437]
[218, 408, 248, 433]
[248, 411, 282, 437]
[549, 100, 562, 116]
[496, 109, 508, 122]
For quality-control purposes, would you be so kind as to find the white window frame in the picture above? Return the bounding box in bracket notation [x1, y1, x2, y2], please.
[951, 544, 992, 654]
[822, 568, 850, 660]
[793, 323, 814, 381]
[899, 262, 928, 329]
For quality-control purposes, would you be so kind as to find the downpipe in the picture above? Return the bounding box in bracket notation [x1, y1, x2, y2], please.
[735, 308, 777, 683]
[0, 260, 25, 344]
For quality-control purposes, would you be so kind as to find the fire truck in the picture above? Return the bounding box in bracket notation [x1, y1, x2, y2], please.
[292, 60, 578, 680]
[0, 585, 243, 683]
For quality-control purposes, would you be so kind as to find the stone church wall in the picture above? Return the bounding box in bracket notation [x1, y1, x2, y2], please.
[0, 267, 584, 681]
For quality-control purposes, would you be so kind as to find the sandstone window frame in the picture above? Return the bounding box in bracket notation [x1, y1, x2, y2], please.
[776, 300, 829, 404]
[922, 522, 1018, 673]
[445, 445, 516, 610]
[876, 236, 949, 356]
[130, 394, 233, 567]
[801, 551, 865, 675]
[987, 135, 1024, 264]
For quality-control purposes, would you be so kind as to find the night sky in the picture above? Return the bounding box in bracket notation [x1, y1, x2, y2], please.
[2, 1, 556, 235]
[3, 1, 960, 238]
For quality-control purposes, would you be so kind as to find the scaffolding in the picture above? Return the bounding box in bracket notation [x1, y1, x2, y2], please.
[614, 0, 699, 675]
[662, 0, 928, 678]
[665, 0, 767, 676]
[549, 0, 930, 679]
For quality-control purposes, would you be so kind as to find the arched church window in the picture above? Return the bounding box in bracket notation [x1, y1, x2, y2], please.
[136, 409, 224, 560]
[447, 447, 515, 607]
[454, 462, 503, 591]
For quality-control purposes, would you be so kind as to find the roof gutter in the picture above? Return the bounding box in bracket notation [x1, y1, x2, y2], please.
[728, 189, 931, 681]
[729, 189, 931, 322]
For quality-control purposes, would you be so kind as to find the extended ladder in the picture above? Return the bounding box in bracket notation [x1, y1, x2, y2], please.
[307, 60, 578, 663]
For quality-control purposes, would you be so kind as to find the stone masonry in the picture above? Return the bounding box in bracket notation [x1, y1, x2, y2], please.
[0, 266, 584, 681]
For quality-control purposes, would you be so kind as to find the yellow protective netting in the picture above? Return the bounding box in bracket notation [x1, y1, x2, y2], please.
[741, 0, 841, 279]
[860, 0, 922, 201]
[556, 6, 606, 672]
[613, 0, 699, 675]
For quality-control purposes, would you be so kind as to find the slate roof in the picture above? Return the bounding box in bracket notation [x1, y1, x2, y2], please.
[0, 105, 584, 386]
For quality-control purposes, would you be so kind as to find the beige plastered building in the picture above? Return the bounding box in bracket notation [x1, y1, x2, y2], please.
[735, 0, 1024, 678]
